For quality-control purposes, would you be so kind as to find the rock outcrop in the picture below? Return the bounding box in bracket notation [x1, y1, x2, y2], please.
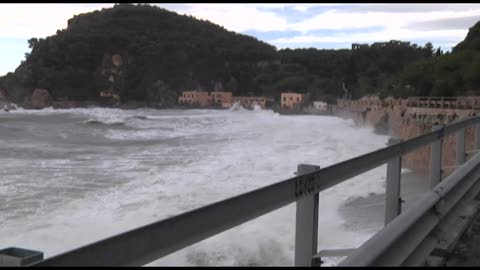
[0, 88, 6, 108]
[0, 88, 19, 111]
[0, 88, 6, 101]
[30, 89, 52, 109]
[95, 53, 126, 102]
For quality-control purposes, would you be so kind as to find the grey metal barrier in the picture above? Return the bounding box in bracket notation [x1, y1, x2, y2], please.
[9, 115, 480, 266]
[340, 150, 480, 266]
[339, 117, 480, 266]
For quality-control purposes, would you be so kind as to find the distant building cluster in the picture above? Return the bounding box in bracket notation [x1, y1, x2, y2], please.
[178, 91, 211, 107]
[233, 96, 274, 109]
[352, 40, 411, 50]
[178, 90, 273, 109]
[178, 90, 334, 112]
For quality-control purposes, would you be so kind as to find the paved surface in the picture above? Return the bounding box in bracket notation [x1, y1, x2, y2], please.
[445, 201, 480, 266]
[328, 169, 480, 266]
[339, 171, 430, 233]
[339, 170, 480, 266]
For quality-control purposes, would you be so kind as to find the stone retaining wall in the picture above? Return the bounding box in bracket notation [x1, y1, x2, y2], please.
[334, 97, 479, 176]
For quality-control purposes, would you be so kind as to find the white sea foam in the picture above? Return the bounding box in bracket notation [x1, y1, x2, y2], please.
[0, 108, 389, 266]
[253, 104, 262, 111]
[229, 102, 248, 112]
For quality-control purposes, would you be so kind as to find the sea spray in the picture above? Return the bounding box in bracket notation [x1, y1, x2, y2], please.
[0, 108, 389, 266]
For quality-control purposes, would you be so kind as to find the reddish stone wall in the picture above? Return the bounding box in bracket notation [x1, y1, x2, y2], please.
[334, 97, 479, 176]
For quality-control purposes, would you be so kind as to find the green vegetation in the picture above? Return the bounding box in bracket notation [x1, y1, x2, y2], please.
[276, 42, 435, 102]
[0, 3, 478, 107]
[0, 4, 277, 105]
[396, 22, 480, 97]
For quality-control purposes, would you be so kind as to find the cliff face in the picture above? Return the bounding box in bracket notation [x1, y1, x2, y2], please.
[96, 53, 126, 102]
[29, 89, 52, 109]
[335, 97, 480, 176]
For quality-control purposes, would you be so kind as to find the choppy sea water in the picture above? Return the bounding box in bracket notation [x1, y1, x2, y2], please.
[0, 107, 390, 266]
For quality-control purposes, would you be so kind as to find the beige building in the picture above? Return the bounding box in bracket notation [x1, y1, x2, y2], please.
[281, 92, 304, 109]
[210, 91, 233, 108]
[233, 96, 274, 109]
[178, 91, 211, 107]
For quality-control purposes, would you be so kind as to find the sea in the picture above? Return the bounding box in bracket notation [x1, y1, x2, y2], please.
[0, 106, 391, 266]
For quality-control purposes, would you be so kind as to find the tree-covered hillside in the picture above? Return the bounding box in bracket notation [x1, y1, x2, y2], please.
[0, 4, 277, 105]
[0, 3, 462, 107]
[277, 41, 435, 102]
[395, 21, 480, 97]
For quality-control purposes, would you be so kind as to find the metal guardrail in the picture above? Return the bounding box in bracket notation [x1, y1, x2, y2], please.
[7, 115, 480, 266]
[408, 96, 458, 101]
[339, 118, 480, 266]
[406, 96, 480, 110]
[340, 150, 480, 266]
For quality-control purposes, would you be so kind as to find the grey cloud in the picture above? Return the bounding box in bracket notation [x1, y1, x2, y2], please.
[406, 15, 480, 30]
[348, 4, 480, 13]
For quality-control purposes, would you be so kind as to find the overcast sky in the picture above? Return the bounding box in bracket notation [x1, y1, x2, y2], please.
[1, 3, 479, 76]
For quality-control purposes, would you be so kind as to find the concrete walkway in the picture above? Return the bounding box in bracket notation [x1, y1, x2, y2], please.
[444, 199, 480, 266]
[338, 169, 480, 266]
[339, 170, 431, 234]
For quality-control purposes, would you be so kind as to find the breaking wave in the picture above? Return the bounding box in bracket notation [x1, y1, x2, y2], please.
[0, 107, 390, 266]
[229, 102, 248, 111]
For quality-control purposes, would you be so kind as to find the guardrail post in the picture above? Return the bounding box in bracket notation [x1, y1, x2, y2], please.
[430, 125, 443, 188]
[456, 126, 466, 165]
[295, 164, 320, 267]
[385, 138, 402, 225]
[475, 124, 480, 150]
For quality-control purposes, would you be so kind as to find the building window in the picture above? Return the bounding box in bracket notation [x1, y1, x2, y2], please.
[283, 97, 286, 102]
[297, 97, 300, 101]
